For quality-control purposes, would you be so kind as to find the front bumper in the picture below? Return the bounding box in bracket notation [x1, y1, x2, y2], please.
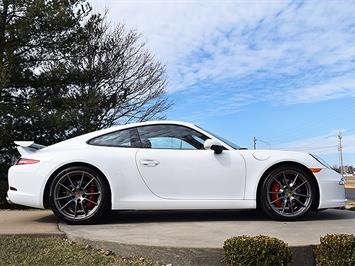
[316, 168, 346, 209]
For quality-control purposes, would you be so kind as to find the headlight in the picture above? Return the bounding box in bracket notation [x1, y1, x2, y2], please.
[310, 154, 332, 169]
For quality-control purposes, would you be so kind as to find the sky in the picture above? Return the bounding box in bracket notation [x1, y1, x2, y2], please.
[90, 0, 355, 166]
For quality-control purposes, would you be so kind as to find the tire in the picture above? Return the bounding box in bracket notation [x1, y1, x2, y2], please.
[49, 166, 110, 224]
[259, 165, 317, 221]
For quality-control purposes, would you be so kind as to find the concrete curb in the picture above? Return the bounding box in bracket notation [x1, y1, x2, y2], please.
[61, 225, 315, 266]
[65, 232, 225, 266]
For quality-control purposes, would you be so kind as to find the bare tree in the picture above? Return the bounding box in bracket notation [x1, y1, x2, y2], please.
[40, 15, 171, 138]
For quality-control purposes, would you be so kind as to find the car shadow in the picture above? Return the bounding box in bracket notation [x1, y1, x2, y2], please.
[34, 212, 61, 224]
[97, 208, 355, 224]
[33, 209, 355, 225]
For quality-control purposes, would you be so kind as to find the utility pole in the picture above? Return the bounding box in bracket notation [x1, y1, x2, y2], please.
[253, 137, 257, 150]
[338, 131, 344, 176]
[253, 137, 271, 150]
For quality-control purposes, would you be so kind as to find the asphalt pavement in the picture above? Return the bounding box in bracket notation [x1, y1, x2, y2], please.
[346, 188, 355, 199]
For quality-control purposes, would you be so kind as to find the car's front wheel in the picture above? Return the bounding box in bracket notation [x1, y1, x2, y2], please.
[49, 166, 110, 224]
[260, 165, 317, 220]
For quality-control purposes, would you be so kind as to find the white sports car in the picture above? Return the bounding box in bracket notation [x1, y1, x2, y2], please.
[7, 121, 345, 224]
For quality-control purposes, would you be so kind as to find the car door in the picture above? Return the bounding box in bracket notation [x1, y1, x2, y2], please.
[135, 124, 246, 200]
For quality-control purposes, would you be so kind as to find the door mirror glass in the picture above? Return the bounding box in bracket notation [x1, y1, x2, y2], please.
[204, 139, 224, 154]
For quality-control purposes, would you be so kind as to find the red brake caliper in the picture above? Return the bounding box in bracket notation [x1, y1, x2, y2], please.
[271, 181, 282, 208]
[85, 185, 97, 210]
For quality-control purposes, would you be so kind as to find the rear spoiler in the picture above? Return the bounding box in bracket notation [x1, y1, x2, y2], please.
[14, 141, 46, 156]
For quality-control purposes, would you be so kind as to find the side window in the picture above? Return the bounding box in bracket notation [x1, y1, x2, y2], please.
[137, 125, 208, 150]
[149, 137, 196, 149]
[88, 128, 140, 147]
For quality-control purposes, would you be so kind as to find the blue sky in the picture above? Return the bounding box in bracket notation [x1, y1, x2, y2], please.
[91, 0, 355, 166]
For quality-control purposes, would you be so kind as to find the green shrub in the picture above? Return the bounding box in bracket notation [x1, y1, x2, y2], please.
[315, 234, 355, 265]
[223, 235, 292, 266]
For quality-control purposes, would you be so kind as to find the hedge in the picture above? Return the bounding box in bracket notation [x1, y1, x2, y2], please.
[315, 234, 355, 265]
[223, 235, 292, 266]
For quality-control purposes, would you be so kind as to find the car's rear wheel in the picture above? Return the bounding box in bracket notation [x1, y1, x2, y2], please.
[260, 165, 317, 220]
[49, 166, 110, 224]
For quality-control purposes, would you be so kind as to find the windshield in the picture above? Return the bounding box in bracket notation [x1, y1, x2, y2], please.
[196, 125, 240, 150]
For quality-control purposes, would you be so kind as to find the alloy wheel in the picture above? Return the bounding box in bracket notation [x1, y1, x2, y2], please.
[53, 170, 103, 220]
[266, 170, 312, 217]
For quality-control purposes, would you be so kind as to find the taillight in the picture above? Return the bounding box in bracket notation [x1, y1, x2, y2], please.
[16, 158, 40, 165]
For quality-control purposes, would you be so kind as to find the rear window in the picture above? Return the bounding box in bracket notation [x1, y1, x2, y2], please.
[88, 128, 140, 147]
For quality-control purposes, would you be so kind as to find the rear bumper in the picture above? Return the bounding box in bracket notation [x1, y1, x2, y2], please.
[6, 196, 13, 205]
[7, 190, 43, 208]
[7, 163, 47, 209]
[316, 168, 346, 209]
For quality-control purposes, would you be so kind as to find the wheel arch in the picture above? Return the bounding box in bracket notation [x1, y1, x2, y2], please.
[256, 161, 320, 211]
[43, 162, 112, 209]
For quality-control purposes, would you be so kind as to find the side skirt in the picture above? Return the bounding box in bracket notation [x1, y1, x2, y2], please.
[113, 199, 256, 210]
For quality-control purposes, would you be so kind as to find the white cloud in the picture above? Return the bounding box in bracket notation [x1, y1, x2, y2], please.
[90, 0, 288, 89]
[90, 0, 355, 105]
[287, 74, 355, 103]
[276, 130, 355, 157]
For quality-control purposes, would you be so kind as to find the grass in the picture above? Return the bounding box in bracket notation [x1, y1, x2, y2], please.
[0, 236, 159, 266]
[345, 176, 355, 189]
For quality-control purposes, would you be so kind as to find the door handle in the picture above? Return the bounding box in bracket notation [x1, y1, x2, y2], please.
[140, 159, 160, 167]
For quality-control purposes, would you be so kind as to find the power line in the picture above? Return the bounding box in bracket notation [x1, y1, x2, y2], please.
[253, 137, 271, 150]
[277, 145, 338, 151]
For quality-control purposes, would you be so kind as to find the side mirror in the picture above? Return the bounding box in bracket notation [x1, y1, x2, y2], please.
[204, 139, 224, 154]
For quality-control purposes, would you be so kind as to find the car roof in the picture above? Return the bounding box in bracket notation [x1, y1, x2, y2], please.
[48, 121, 198, 148]
[117, 120, 194, 128]
[100, 120, 196, 134]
